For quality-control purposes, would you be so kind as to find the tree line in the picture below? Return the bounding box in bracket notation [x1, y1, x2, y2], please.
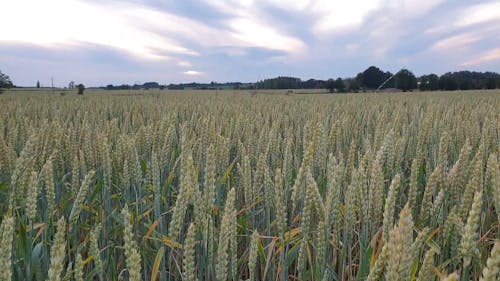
[255, 66, 500, 92]
[2, 67, 500, 93]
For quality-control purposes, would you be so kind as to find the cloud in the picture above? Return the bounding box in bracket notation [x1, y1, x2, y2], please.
[1, 0, 310, 61]
[227, 18, 307, 55]
[0, 0, 202, 60]
[461, 48, 500, 66]
[201, 0, 308, 55]
[384, 0, 445, 18]
[455, 1, 500, 27]
[311, 0, 382, 34]
[257, 0, 383, 34]
[418, 2, 500, 73]
[118, 4, 239, 50]
[0, 42, 172, 86]
[266, 0, 445, 35]
[428, 23, 500, 56]
[184, 70, 204, 76]
[424, 1, 500, 35]
[431, 33, 482, 52]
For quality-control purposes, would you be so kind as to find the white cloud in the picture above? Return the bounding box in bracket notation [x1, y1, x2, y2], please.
[269, 0, 443, 35]
[425, 22, 500, 68]
[202, 0, 308, 55]
[429, 23, 500, 53]
[227, 18, 307, 54]
[0, 0, 307, 62]
[0, 0, 201, 60]
[461, 48, 500, 66]
[260, 0, 382, 34]
[456, 2, 500, 27]
[118, 5, 239, 49]
[431, 33, 482, 52]
[424, 1, 500, 36]
[311, 0, 382, 34]
[183, 70, 203, 76]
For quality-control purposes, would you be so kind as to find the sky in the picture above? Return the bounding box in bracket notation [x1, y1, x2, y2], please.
[1, 0, 499, 87]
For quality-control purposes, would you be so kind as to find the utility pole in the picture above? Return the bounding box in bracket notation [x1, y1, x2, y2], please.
[51, 77, 54, 94]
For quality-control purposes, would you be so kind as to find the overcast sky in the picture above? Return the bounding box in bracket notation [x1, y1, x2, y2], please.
[1, 0, 499, 86]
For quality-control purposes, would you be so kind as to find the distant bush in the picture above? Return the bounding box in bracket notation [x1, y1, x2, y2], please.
[0, 70, 14, 89]
[77, 84, 85, 95]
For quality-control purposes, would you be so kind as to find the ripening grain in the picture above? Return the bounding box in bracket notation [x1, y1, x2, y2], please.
[0, 89, 498, 281]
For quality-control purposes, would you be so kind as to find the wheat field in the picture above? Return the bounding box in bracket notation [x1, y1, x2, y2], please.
[0, 89, 498, 281]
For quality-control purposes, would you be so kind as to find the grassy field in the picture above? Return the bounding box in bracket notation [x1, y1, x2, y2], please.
[0, 89, 499, 281]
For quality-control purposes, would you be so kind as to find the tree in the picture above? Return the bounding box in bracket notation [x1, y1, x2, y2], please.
[143, 82, 160, 89]
[68, 81, 75, 89]
[419, 74, 439, 91]
[435, 71, 500, 90]
[344, 78, 360, 92]
[36, 80, 40, 88]
[383, 71, 395, 88]
[0, 70, 13, 88]
[356, 66, 391, 89]
[302, 79, 324, 89]
[334, 78, 346, 92]
[256, 76, 302, 89]
[325, 78, 347, 93]
[439, 74, 458, 90]
[485, 77, 497, 89]
[77, 84, 85, 95]
[394, 69, 417, 92]
[325, 79, 335, 93]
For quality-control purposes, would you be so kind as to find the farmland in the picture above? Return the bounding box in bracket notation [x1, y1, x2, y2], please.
[0, 89, 499, 281]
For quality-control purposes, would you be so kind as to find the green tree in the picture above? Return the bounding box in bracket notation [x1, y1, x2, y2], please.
[419, 74, 439, 91]
[485, 77, 497, 89]
[345, 78, 360, 92]
[394, 69, 417, 92]
[325, 79, 335, 93]
[0, 70, 13, 88]
[439, 74, 458, 90]
[36, 80, 40, 88]
[334, 78, 346, 92]
[383, 71, 395, 88]
[77, 83, 85, 95]
[356, 66, 391, 89]
[436, 71, 500, 90]
[256, 76, 302, 89]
